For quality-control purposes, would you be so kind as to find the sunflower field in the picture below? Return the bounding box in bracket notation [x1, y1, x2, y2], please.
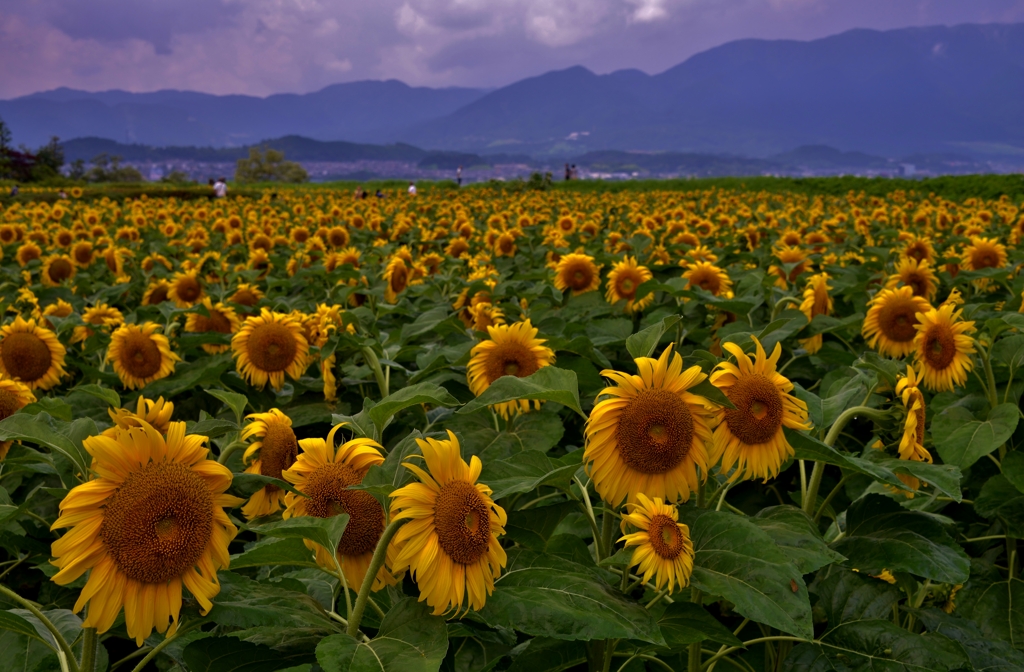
[1, 184, 1024, 672]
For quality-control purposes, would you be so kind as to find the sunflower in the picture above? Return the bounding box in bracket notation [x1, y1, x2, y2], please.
[769, 245, 808, 289]
[41, 254, 76, 286]
[467, 319, 555, 419]
[232, 309, 309, 391]
[72, 303, 125, 344]
[862, 287, 932, 358]
[962, 236, 1007, 272]
[16, 242, 42, 266]
[798, 273, 832, 354]
[229, 283, 264, 309]
[107, 323, 179, 390]
[168, 271, 204, 308]
[709, 338, 811, 482]
[583, 345, 715, 505]
[0, 317, 67, 390]
[41, 299, 74, 329]
[554, 253, 602, 296]
[885, 257, 938, 302]
[902, 237, 935, 264]
[620, 493, 694, 594]
[50, 421, 243, 644]
[240, 409, 300, 519]
[892, 367, 932, 495]
[913, 302, 976, 392]
[185, 299, 241, 355]
[682, 261, 732, 297]
[0, 376, 36, 459]
[281, 425, 396, 591]
[606, 256, 654, 313]
[383, 256, 411, 303]
[389, 431, 507, 615]
[142, 279, 171, 306]
[105, 396, 175, 436]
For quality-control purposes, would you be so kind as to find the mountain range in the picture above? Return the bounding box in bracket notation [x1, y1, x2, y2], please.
[3, 22, 1024, 158]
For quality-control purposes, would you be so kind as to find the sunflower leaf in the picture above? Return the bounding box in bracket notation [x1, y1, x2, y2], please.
[751, 505, 846, 574]
[230, 473, 303, 498]
[207, 388, 251, 425]
[183, 635, 317, 672]
[932, 402, 1019, 470]
[366, 383, 460, 434]
[478, 451, 581, 500]
[230, 536, 318, 570]
[625, 314, 680, 359]
[0, 412, 91, 486]
[71, 383, 120, 409]
[248, 514, 349, 561]
[458, 367, 584, 418]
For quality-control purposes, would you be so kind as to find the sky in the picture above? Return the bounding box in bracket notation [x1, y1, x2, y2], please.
[2, 0, 1024, 99]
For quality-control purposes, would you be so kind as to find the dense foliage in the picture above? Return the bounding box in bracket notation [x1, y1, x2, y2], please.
[0, 183, 1023, 672]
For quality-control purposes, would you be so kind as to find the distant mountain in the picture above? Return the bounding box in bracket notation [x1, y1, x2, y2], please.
[4, 23, 1023, 157]
[1, 81, 486, 148]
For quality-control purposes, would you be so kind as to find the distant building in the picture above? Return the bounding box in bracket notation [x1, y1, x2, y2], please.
[899, 163, 916, 176]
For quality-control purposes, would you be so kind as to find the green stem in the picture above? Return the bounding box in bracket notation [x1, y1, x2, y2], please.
[361, 346, 389, 399]
[216, 440, 247, 465]
[806, 405, 888, 516]
[129, 620, 204, 672]
[347, 517, 406, 638]
[80, 627, 96, 672]
[575, 477, 603, 562]
[981, 345, 999, 410]
[614, 653, 676, 672]
[803, 461, 825, 517]
[601, 507, 616, 561]
[0, 583, 80, 672]
[715, 483, 732, 512]
[701, 637, 809, 671]
[688, 588, 705, 672]
[813, 475, 850, 524]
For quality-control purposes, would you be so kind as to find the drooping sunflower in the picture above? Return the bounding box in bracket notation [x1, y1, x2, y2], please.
[50, 421, 243, 644]
[185, 299, 241, 354]
[41, 254, 76, 287]
[168, 270, 204, 308]
[620, 493, 695, 594]
[892, 367, 932, 495]
[142, 279, 171, 306]
[104, 396, 175, 436]
[606, 256, 654, 313]
[0, 316, 67, 390]
[798, 272, 832, 354]
[467, 319, 555, 419]
[912, 302, 976, 392]
[389, 431, 507, 615]
[885, 257, 938, 302]
[709, 338, 811, 482]
[281, 425, 396, 592]
[240, 409, 299, 520]
[232, 309, 309, 391]
[862, 286, 932, 358]
[553, 253, 602, 296]
[107, 323, 180, 390]
[383, 256, 410, 303]
[583, 345, 715, 505]
[229, 283, 264, 309]
[0, 375, 36, 459]
[682, 261, 732, 297]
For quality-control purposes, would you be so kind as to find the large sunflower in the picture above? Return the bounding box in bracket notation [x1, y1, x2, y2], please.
[50, 421, 242, 644]
[0, 316, 67, 390]
[41, 254, 76, 287]
[107, 323, 180, 390]
[798, 273, 832, 354]
[709, 338, 811, 482]
[606, 256, 654, 313]
[583, 345, 715, 505]
[885, 257, 938, 302]
[467, 319, 555, 419]
[620, 493, 695, 594]
[185, 299, 241, 354]
[389, 431, 507, 615]
[0, 376, 36, 459]
[240, 409, 300, 520]
[281, 425, 396, 592]
[682, 261, 732, 297]
[553, 253, 602, 296]
[231, 309, 309, 391]
[913, 302, 976, 392]
[862, 286, 932, 358]
[962, 236, 1007, 272]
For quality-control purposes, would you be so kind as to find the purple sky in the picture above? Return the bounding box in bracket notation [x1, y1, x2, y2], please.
[3, 0, 1024, 98]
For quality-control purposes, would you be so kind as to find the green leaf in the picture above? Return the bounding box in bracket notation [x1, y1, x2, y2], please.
[504, 502, 577, 549]
[507, 637, 586, 672]
[230, 536, 318, 570]
[751, 506, 846, 574]
[210, 572, 337, 630]
[445, 622, 514, 672]
[72, 384, 120, 409]
[783, 620, 970, 672]
[625, 315, 680, 359]
[183, 636, 316, 672]
[445, 410, 565, 462]
[654, 602, 742, 649]
[914, 607, 1024, 672]
[993, 334, 1024, 375]
[1003, 451, 1024, 493]
[458, 367, 584, 418]
[0, 413, 92, 484]
[478, 451, 580, 500]
[792, 383, 823, 431]
[143, 353, 233, 399]
[975, 475, 1024, 536]
[680, 508, 813, 640]
[814, 570, 901, 627]
[187, 418, 239, 439]
[956, 576, 1024, 650]
[872, 457, 963, 502]
[231, 472, 303, 498]
[367, 383, 460, 434]
[477, 549, 665, 644]
[831, 495, 970, 584]
[787, 428, 916, 495]
[0, 611, 56, 653]
[688, 378, 736, 410]
[333, 409, 375, 440]
[316, 598, 448, 672]
[932, 403, 1019, 470]
[248, 515, 349, 561]
[351, 431, 427, 506]
[207, 388, 251, 423]
[22, 396, 74, 421]
[0, 630, 58, 672]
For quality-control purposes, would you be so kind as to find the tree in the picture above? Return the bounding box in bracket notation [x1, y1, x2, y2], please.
[0, 117, 11, 152]
[85, 154, 144, 183]
[235, 147, 308, 183]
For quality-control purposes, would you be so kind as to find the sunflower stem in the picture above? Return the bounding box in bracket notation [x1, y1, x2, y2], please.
[79, 627, 96, 672]
[0, 582, 80, 672]
[128, 619, 204, 672]
[361, 346, 389, 399]
[601, 507, 616, 561]
[347, 516, 406, 639]
[805, 405, 887, 516]
[216, 440, 247, 465]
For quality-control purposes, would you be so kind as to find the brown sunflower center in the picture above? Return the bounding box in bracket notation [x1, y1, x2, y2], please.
[118, 331, 163, 379]
[434, 480, 491, 565]
[1, 332, 53, 383]
[689, 269, 721, 295]
[616, 389, 694, 474]
[48, 258, 73, 282]
[617, 274, 638, 298]
[146, 285, 169, 305]
[922, 324, 956, 370]
[258, 422, 298, 484]
[193, 310, 233, 334]
[648, 514, 684, 560]
[724, 374, 784, 445]
[232, 290, 259, 307]
[101, 461, 214, 584]
[0, 388, 24, 420]
[905, 273, 928, 297]
[389, 264, 408, 294]
[174, 277, 202, 303]
[563, 261, 594, 291]
[484, 341, 541, 383]
[877, 296, 921, 343]
[246, 322, 298, 372]
[304, 461, 383, 557]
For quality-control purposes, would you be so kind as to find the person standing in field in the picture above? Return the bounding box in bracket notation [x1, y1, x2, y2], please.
[565, 163, 572, 181]
[214, 177, 228, 198]
[408, 182, 417, 196]
[457, 165, 463, 186]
